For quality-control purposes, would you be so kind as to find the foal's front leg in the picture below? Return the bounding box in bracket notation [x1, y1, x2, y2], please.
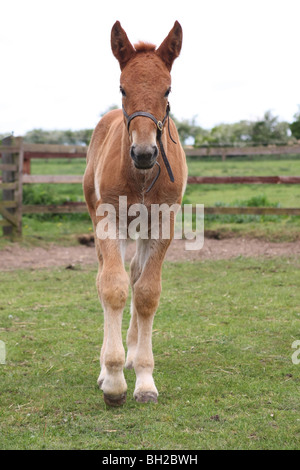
[96, 239, 129, 406]
[130, 239, 171, 403]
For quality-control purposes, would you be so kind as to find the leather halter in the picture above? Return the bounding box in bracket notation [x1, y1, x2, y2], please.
[122, 102, 177, 192]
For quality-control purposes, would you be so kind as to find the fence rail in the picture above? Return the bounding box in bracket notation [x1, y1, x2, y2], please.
[2, 141, 300, 174]
[1, 138, 300, 239]
[21, 174, 300, 185]
[20, 203, 300, 216]
[185, 143, 300, 160]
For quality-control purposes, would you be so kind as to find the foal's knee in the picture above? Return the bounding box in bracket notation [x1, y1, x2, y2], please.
[134, 279, 161, 316]
[99, 269, 129, 310]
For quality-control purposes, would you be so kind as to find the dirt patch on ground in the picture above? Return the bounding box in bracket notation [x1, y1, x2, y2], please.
[1, 237, 300, 271]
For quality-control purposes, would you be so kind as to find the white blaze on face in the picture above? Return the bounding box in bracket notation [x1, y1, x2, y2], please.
[131, 129, 156, 149]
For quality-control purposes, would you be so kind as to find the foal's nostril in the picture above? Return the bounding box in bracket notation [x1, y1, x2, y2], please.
[130, 145, 137, 160]
[152, 145, 158, 160]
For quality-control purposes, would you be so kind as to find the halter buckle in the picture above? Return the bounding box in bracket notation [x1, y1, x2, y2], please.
[157, 121, 163, 132]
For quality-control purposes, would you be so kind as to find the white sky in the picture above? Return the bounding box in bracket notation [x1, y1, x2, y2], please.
[1, 0, 299, 135]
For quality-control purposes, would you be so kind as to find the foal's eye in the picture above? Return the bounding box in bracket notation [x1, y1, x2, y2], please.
[164, 87, 171, 98]
[120, 86, 126, 97]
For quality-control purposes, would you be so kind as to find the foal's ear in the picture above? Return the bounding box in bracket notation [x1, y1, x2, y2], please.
[111, 21, 135, 70]
[156, 21, 182, 71]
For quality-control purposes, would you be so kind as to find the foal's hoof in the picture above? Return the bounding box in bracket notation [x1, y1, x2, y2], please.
[103, 392, 127, 407]
[134, 391, 158, 404]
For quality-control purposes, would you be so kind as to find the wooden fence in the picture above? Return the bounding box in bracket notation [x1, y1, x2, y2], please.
[1, 137, 300, 238]
[22, 142, 300, 172]
[0, 137, 23, 238]
[185, 143, 300, 160]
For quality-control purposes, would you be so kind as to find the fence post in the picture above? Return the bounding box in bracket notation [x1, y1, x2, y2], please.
[1, 136, 22, 239]
[23, 155, 31, 174]
[2, 136, 14, 237]
[221, 150, 227, 161]
[15, 136, 24, 235]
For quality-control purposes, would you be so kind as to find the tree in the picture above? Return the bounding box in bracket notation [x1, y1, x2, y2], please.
[290, 106, 300, 139]
[169, 115, 204, 145]
[23, 128, 93, 145]
[195, 121, 253, 146]
[12, 106, 294, 146]
[251, 111, 289, 144]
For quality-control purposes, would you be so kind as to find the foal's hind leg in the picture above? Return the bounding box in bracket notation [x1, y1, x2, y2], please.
[125, 252, 141, 370]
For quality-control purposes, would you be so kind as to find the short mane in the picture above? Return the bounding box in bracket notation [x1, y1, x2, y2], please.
[134, 42, 156, 53]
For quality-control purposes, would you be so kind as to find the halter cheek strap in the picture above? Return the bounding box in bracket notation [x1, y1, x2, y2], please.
[122, 102, 177, 190]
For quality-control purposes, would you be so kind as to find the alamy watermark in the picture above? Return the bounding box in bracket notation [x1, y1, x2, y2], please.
[0, 340, 5, 365]
[291, 340, 300, 365]
[95, 196, 204, 251]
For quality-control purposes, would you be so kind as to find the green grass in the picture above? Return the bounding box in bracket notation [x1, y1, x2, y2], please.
[184, 183, 300, 208]
[187, 157, 300, 177]
[0, 257, 299, 450]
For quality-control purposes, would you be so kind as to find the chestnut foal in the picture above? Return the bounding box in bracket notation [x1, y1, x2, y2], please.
[83, 21, 187, 405]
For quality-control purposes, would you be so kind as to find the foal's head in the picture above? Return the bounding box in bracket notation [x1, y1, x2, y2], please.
[111, 21, 182, 170]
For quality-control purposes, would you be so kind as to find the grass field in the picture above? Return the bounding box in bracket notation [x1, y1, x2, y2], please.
[0, 257, 299, 450]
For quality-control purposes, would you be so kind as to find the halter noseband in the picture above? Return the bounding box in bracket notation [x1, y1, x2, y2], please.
[122, 102, 176, 192]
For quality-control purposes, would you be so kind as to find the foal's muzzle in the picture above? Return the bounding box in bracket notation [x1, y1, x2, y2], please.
[130, 144, 159, 169]
[123, 103, 176, 188]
